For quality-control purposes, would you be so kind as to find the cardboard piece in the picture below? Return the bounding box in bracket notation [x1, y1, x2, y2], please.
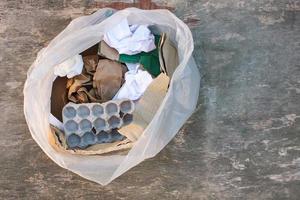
[118, 73, 170, 141]
[51, 77, 69, 122]
[158, 33, 179, 77]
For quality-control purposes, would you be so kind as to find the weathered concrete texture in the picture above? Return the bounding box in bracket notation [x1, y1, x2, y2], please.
[0, 0, 300, 199]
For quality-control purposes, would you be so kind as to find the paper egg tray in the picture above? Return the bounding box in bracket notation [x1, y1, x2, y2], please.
[62, 99, 134, 148]
[66, 129, 126, 149]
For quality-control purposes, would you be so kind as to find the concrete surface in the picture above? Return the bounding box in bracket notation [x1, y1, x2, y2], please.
[0, 0, 300, 199]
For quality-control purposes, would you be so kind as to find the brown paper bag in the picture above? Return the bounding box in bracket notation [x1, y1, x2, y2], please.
[82, 55, 99, 75]
[93, 59, 127, 102]
[98, 41, 119, 61]
[67, 72, 93, 103]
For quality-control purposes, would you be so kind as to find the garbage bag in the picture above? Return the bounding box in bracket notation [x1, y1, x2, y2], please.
[23, 7, 200, 185]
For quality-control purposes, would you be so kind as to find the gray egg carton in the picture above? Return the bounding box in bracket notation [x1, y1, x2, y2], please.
[66, 129, 126, 149]
[62, 99, 134, 148]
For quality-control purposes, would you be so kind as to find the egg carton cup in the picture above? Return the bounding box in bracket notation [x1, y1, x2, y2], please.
[62, 99, 134, 137]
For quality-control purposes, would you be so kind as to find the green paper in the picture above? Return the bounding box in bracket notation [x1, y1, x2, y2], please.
[119, 35, 161, 77]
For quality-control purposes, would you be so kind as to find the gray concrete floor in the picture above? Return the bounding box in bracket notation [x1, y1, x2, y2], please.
[1, 0, 300, 199]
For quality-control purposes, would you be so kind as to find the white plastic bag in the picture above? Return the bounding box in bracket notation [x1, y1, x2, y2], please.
[23, 8, 200, 185]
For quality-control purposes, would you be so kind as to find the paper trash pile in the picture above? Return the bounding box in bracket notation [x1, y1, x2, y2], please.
[50, 18, 179, 155]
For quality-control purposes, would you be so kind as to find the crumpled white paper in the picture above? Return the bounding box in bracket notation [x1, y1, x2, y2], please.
[104, 19, 156, 55]
[114, 69, 153, 101]
[54, 54, 83, 78]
